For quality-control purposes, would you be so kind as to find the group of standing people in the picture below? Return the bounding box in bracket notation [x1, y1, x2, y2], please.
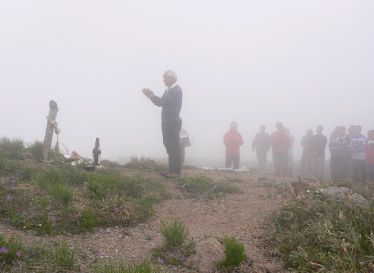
[224, 121, 296, 176]
[226, 121, 374, 183]
[328, 126, 374, 183]
[300, 125, 374, 183]
[143, 70, 373, 184]
[251, 122, 297, 177]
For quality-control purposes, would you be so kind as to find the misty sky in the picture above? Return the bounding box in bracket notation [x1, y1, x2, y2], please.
[1, 0, 373, 164]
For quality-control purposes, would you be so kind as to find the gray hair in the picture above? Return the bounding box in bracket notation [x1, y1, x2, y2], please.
[164, 70, 177, 80]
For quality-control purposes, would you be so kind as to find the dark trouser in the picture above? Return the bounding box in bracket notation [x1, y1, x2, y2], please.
[330, 154, 349, 182]
[300, 151, 312, 175]
[352, 160, 367, 183]
[162, 120, 182, 174]
[311, 154, 325, 181]
[368, 164, 374, 182]
[273, 150, 288, 176]
[226, 153, 240, 170]
[256, 149, 268, 173]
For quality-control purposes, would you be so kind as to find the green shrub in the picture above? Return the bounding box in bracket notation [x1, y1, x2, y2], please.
[160, 220, 189, 248]
[0, 235, 23, 270]
[50, 242, 75, 268]
[273, 190, 374, 272]
[0, 138, 25, 160]
[218, 237, 246, 270]
[0, 158, 36, 180]
[27, 140, 44, 161]
[87, 172, 121, 199]
[94, 260, 160, 273]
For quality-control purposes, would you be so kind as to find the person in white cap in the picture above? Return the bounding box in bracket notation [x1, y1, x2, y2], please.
[143, 70, 183, 177]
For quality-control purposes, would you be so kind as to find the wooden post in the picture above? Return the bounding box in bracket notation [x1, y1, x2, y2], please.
[42, 100, 59, 161]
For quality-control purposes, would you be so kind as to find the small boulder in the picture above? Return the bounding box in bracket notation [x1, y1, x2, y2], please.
[321, 187, 352, 201]
[351, 192, 368, 205]
[321, 187, 368, 206]
[187, 237, 224, 273]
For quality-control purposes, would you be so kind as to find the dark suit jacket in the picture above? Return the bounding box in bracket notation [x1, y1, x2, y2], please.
[150, 85, 183, 122]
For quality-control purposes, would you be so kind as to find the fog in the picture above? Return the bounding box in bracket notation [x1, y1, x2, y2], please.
[1, 0, 373, 165]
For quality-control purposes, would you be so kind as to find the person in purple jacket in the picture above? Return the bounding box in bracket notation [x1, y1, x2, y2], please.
[351, 125, 367, 183]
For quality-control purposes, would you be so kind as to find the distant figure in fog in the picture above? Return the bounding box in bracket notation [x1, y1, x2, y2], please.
[252, 125, 271, 173]
[329, 126, 351, 182]
[143, 70, 183, 178]
[351, 125, 367, 183]
[179, 128, 191, 166]
[366, 130, 374, 183]
[285, 128, 295, 176]
[224, 121, 243, 170]
[271, 122, 291, 176]
[347, 125, 356, 179]
[300, 129, 314, 175]
[310, 126, 327, 180]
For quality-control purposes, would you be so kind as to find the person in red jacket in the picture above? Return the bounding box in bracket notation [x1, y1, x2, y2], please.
[271, 122, 291, 176]
[366, 130, 374, 183]
[224, 121, 244, 170]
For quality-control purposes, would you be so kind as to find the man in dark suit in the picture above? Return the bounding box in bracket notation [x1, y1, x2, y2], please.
[143, 70, 183, 177]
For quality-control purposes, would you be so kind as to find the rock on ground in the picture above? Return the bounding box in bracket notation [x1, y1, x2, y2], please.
[187, 237, 224, 273]
[321, 187, 368, 205]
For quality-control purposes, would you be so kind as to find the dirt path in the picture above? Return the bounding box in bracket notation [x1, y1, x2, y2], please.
[0, 169, 290, 273]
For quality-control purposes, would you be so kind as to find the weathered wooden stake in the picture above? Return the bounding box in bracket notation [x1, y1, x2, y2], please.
[42, 100, 59, 161]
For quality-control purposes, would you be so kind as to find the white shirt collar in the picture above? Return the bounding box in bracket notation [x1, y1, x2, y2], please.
[168, 82, 178, 90]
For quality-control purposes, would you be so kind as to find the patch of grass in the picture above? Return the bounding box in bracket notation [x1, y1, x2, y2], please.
[0, 158, 36, 181]
[87, 173, 168, 204]
[178, 176, 240, 198]
[79, 208, 97, 231]
[46, 182, 73, 207]
[218, 237, 246, 271]
[160, 220, 189, 248]
[0, 235, 23, 271]
[27, 140, 44, 161]
[216, 183, 241, 194]
[86, 172, 122, 199]
[101, 159, 122, 169]
[49, 242, 75, 268]
[153, 220, 195, 266]
[0, 161, 168, 235]
[273, 190, 374, 272]
[93, 260, 160, 273]
[124, 157, 167, 172]
[2, 240, 80, 273]
[0, 138, 25, 160]
[179, 176, 212, 194]
[36, 164, 88, 187]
